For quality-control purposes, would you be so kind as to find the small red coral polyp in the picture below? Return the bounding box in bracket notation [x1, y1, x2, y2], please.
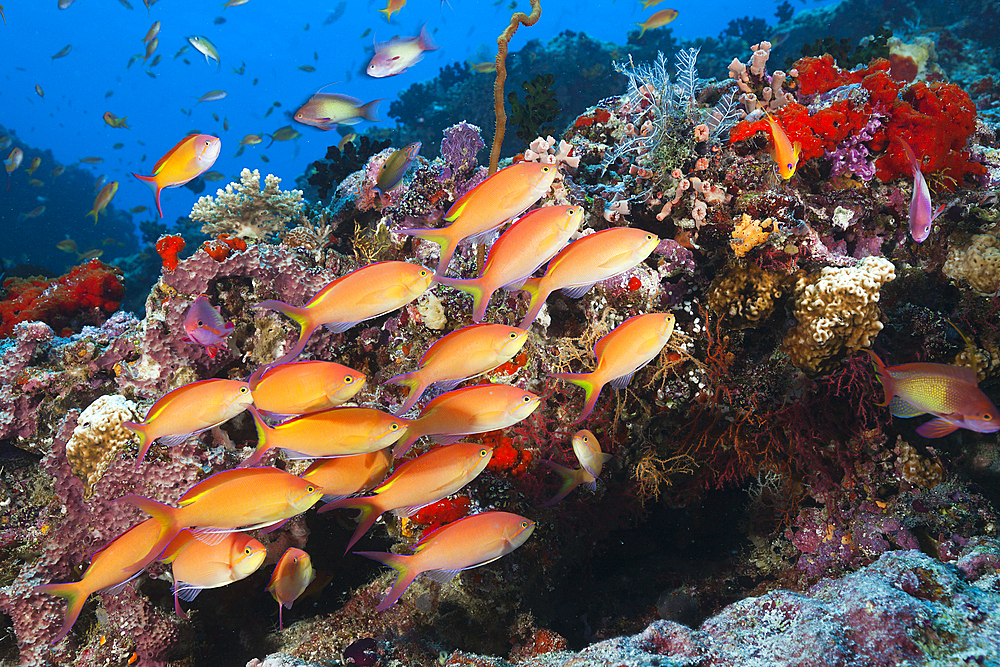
[155, 235, 185, 271]
[410, 496, 472, 535]
[574, 108, 611, 128]
[201, 234, 246, 262]
[0, 260, 125, 337]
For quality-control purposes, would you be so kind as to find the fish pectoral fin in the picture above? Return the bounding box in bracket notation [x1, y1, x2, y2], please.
[174, 583, 204, 602]
[431, 434, 464, 446]
[501, 278, 527, 292]
[465, 227, 502, 247]
[260, 518, 290, 534]
[424, 568, 462, 584]
[191, 528, 232, 546]
[430, 377, 465, 392]
[916, 417, 960, 439]
[561, 283, 595, 299]
[888, 395, 926, 419]
[158, 433, 195, 448]
[393, 504, 428, 518]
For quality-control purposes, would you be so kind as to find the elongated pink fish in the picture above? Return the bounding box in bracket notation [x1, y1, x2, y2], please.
[319, 442, 493, 550]
[898, 138, 945, 243]
[357, 511, 535, 611]
[253, 261, 433, 365]
[123, 379, 253, 467]
[396, 163, 560, 276]
[435, 205, 584, 322]
[385, 323, 528, 415]
[183, 294, 234, 358]
[552, 313, 675, 422]
[518, 227, 660, 328]
[869, 350, 1000, 437]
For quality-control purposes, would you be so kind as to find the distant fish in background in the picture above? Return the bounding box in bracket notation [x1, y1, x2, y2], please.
[323, 1, 347, 24]
[183, 294, 234, 358]
[377, 0, 406, 22]
[213, 16, 227, 24]
[196, 90, 227, 104]
[103, 111, 130, 129]
[79, 156, 103, 164]
[265, 125, 302, 147]
[337, 133, 357, 151]
[635, 8, 678, 37]
[293, 87, 382, 130]
[51, 44, 72, 60]
[537, 429, 612, 506]
[35, 85, 44, 100]
[188, 35, 221, 65]
[18, 205, 46, 222]
[298, 65, 316, 72]
[51, 165, 65, 178]
[25, 157, 41, 175]
[117, 0, 134, 8]
[5, 147, 23, 189]
[468, 60, 496, 73]
[86, 181, 119, 223]
[143, 37, 158, 63]
[640, 0, 664, 7]
[132, 134, 221, 217]
[142, 20, 160, 43]
[367, 24, 438, 78]
[223, 0, 250, 7]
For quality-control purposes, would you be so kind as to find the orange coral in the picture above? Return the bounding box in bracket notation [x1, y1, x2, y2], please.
[730, 214, 773, 257]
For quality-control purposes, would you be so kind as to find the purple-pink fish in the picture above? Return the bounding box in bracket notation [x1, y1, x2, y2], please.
[366, 24, 438, 78]
[183, 294, 234, 358]
[898, 137, 945, 243]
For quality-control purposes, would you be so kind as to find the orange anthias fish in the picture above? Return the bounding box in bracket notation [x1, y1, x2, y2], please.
[377, 0, 406, 21]
[319, 443, 494, 550]
[122, 378, 253, 468]
[5, 147, 23, 189]
[538, 429, 612, 506]
[396, 162, 561, 276]
[183, 294, 234, 358]
[253, 261, 433, 365]
[394, 384, 541, 457]
[86, 181, 118, 223]
[385, 323, 528, 415]
[301, 449, 392, 501]
[435, 205, 584, 322]
[25, 157, 41, 175]
[357, 511, 535, 611]
[103, 112, 130, 129]
[34, 518, 163, 643]
[552, 313, 675, 423]
[241, 406, 409, 467]
[250, 360, 366, 416]
[517, 227, 661, 329]
[764, 113, 802, 181]
[267, 548, 315, 631]
[636, 8, 678, 37]
[132, 134, 221, 217]
[160, 530, 266, 618]
[122, 467, 323, 567]
[869, 351, 1000, 438]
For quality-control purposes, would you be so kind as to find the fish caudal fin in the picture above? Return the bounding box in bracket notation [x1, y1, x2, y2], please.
[317, 498, 381, 552]
[537, 460, 581, 507]
[240, 406, 275, 467]
[866, 350, 894, 407]
[132, 172, 164, 218]
[551, 373, 602, 423]
[357, 99, 383, 122]
[434, 276, 492, 323]
[384, 371, 428, 416]
[354, 551, 418, 611]
[418, 24, 438, 51]
[252, 300, 317, 365]
[517, 278, 550, 329]
[122, 421, 152, 469]
[396, 228, 454, 276]
[33, 582, 85, 644]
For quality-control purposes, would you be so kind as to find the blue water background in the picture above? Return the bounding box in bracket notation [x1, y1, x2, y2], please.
[2, 0, 833, 264]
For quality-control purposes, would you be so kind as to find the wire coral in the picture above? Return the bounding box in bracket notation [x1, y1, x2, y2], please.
[782, 256, 896, 376]
[490, 0, 542, 175]
[191, 168, 305, 240]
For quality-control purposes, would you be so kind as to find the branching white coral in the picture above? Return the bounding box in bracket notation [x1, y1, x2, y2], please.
[191, 168, 306, 240]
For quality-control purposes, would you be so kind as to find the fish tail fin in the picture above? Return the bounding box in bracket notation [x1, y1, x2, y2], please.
[354, 551, 417, 611]
[898, 136, 921, 175]
[239, 406, 275, 467]
[537, 460, 581, 507]
[33, 582, 85, 643]
[434, 276, 491, 322]
[132, 172, 164, 217]
[385, 371, 428, 415]
[418, 24, 438, 51]
[637, 25, 647, 37]
[396, 228, 453, 276]
[551, 373, 602, 423]
[377, 7, 392, 21]
[122, 421, 152, 468]
[117, 495, 181, 565]
[357, 99, 383, 122]
[252, 299, 317, 364]
[518, 277, 550, 329]
[317, 497, 382, 552]
[866, 350, 894, 407]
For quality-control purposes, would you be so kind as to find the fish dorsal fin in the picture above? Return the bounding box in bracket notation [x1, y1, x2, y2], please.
[150, 135, 198, 176]
[178, 468, 250, 505]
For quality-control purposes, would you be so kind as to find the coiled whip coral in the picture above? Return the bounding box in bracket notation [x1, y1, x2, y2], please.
[490, 0, 541, 175]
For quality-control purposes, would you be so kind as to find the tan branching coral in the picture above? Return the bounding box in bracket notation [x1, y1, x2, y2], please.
[707, 264, 786, 329]
[895, 437, 944, 488]
[942, 233, 1000, 294]
[782, 256, 895, 376]
[66, 395, 140, 496]
[730, 213, 774, 257]
[283, 213, 333, 264]
[191, 168, 305, 240]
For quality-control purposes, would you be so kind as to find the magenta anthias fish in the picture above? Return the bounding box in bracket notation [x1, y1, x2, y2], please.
[869, 350, 1000, 438]
[183, 294, 235, 358]
[367, 24, 438, 78]
[898, 137, 946, 243]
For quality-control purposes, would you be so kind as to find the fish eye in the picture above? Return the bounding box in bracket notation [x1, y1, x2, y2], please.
[245, 547, 252, 554]
[391, 423, 400, 430]
[541, 167, 550, 172]
[344, 376, 353, 383]
[480, 448, 489, 456]
[240, 387, 248, 393]
[197, 320, 204, 326]
[521, 521, 530, 528]
[306, 485, 315, 493]
[509, 333, 517, 338]
[523, 396, 531, 402]
[646, 234, 653, 239]
[421, 270, 428, 276]
[985, 414, 993, 420]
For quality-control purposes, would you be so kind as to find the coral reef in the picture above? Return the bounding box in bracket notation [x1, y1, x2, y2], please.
[191, 168, 306, 240]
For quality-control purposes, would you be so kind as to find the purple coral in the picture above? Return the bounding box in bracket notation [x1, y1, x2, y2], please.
[825, 111, 884, 182]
